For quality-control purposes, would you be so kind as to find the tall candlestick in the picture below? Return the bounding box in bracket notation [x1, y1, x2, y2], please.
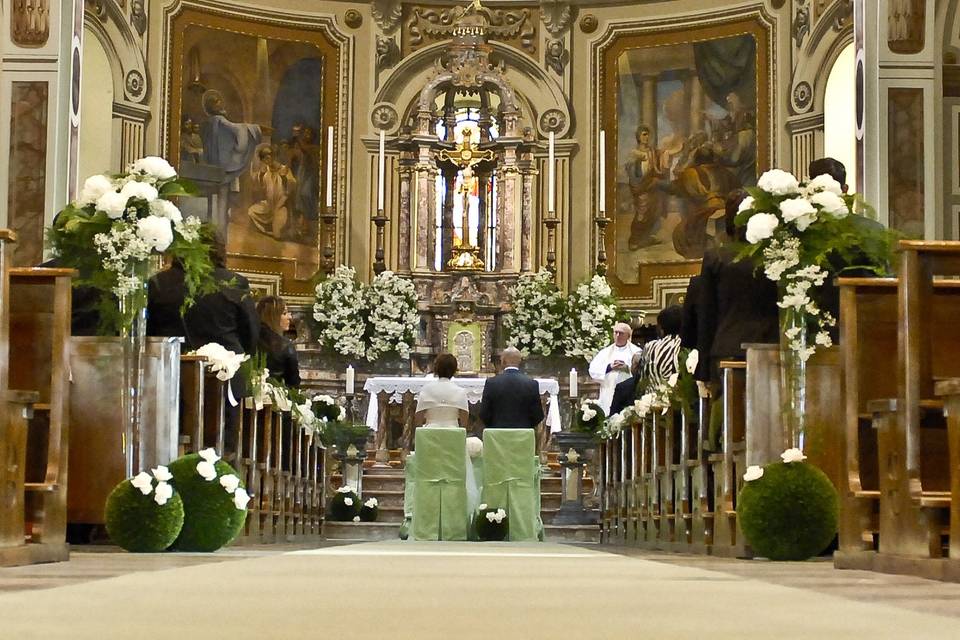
[326, 126, 334, 208]
[569, 368, 578, 398]
[346, 365, 355, 395]
[598, 130, 606, 213]
[548, 131, 555, 213]
[377, 130, 385, 211]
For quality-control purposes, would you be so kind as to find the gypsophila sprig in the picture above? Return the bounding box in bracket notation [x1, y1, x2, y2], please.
[504, 269, 567, 357]
[48, 158, 218, 334]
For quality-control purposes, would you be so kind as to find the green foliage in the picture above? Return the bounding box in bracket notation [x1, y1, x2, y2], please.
[168, 454, 248, 552]
[104, 479, 184, 553]
[329, 488, 361, 521]
[474, 507, 509, 541]
[737, 461, 839, 561]
[318, 422, 371, 450]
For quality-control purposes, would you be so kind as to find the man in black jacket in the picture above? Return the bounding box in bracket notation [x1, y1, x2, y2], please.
[478, 347, 544, 431]
[609, 352, 644, 417]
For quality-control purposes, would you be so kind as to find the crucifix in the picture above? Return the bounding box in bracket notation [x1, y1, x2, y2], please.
[438, 128, 495, 269]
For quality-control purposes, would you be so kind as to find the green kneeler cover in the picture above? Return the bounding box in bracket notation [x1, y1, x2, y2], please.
[411, 428, 468, 541]
[480, 429, 542, 542]
[400, 453, 416, 539]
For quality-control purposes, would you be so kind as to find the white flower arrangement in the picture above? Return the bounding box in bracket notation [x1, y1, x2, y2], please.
[189, 343, 249, 381]
[780, 448, 807, 464]
[504, 269, 568, 357]
[743, 465, 764, 482]
[364, 270, 418, 361]
[313, 266, 367, 360]
[736, 168, 892, 364]
[129, 465, 175, 506]
[563, 275, 621, 360]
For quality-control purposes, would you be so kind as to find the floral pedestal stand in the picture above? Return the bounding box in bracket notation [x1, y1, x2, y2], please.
[778, 305, 807, 452]
[552, 431, 597, 525]
[335, 435, 370, 496]
[120, 262, 153, 477]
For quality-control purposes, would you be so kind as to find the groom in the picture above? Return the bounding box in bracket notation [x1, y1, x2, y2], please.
[478, 347, 544, 432]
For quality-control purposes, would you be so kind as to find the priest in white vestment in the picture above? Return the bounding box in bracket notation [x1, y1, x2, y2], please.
[589, 322, 642, 415]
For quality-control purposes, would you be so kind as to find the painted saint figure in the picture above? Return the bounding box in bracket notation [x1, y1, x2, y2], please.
[625, 125, 665, 250]
[247, 144, 297, 240]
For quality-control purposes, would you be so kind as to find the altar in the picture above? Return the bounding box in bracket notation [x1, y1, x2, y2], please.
[364, 376, 562, 453]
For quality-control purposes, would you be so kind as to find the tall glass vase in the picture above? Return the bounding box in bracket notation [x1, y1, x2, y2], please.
[120, 261, 151, 477]
[778, 304, 807, 452]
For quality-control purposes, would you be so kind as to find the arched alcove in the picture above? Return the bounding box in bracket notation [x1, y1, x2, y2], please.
[79, 28, 116, 177]
[823, 42, 857, 192]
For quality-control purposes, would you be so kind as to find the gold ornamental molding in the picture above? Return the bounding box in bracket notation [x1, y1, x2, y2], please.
[401, 3, 539, 56]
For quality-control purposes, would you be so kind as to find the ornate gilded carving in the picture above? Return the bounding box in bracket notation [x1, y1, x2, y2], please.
[344, 9, 363, 29]
[578, 13, 598, 34]
[12, 0, 50, 47]
[545, 39, 567, 75]
[403, 4, 538, 56]
[372, 0, 403, 34]
[376, 35, 400, 71]
[540, 1, 572, 37]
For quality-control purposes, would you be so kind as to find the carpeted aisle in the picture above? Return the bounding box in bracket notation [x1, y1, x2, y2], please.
[0, 542, 957, 639]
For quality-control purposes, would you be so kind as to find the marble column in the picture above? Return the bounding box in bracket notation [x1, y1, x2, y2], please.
[441, 165, 457, 268]
[397, 158, 414, 272]
[520, 167, 534, 272]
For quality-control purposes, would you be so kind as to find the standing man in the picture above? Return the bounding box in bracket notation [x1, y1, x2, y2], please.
[589, 321, 642, 415]
[479, 347, 545, 431]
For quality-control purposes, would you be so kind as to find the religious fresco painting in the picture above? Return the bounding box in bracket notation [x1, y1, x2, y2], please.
[601, 19, 769, 299]
[168, 9, 338, 294]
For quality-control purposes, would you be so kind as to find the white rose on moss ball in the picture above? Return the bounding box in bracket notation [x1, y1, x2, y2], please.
[149, 198, 183, 223]
[219, 474, 240, 493]
[745, 212, 779, 244]
[353, 516, 361, 522]
[757, 169, 800, 196]
[809, 190, 848, 218]
[807, 173, 843, 196]
[196, 460, 217, 481]
[97, 191, 130, 219]
[151, 465, 172, 482]
[743, 465, 764, 482]
[130, 471, 153, 495]
[78, 175, 115, 207]
[119, 180, 159, 203]
[233, 488, 251, 510]
[132, 156, 177, 180]
[136, 215, 174, 252]
[344, 497, 354, 507]
[198, 448, 221, 463]
[779, 197, 818, 231]
[780, 448, 807, 464]
[153, 481, 173, 506]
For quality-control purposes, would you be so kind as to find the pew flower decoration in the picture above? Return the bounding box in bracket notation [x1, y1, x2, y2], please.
[189, 343, 249, 381]
[365, 271, 418, 361]
[564, 275, 623, 360]
[780, 448, 807, 464]
[573, 400, 606, 435]
[49, 157, 218, 333]
[743, 465, 765, 482]
[466, 436, 484, 459]
[313, 266, 367, 360]
[312, 394, 346, 423]
[505, 269, 568, 357]
[685, 349, 699, 375]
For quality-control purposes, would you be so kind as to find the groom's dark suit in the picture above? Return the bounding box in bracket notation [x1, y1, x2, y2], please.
[478, 367, 545, 429]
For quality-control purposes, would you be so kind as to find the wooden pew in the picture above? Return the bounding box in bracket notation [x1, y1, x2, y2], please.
[178, 355, 230, 456]
[8, 268, 73, 561]
[711, 360, 748, 557]
[933, 379, 960, 578]
[656, 409, 677, 548]
[689, 397, 714, 554]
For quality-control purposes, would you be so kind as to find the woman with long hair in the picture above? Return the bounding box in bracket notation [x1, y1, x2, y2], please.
[256, 295, 300, 388]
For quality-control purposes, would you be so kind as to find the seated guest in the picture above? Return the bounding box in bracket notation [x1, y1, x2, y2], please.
[641, 305, 683, 385]
[147, 257, 188, 338]
[609, 352, 644, 417]
[256, 295, 300, 388]
[414, 354, 470, 446]
[680, 275, 702, 350]
[478, 347, 544, 431]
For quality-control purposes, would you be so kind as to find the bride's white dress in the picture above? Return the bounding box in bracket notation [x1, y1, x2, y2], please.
[415, 378, 481, 519]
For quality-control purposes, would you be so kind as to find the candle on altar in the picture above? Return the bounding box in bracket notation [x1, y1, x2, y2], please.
[548, 131, 555, 213]
[569, 368, 578, 398]
[377, 129, 385, 211]
[346, 365, 355, 395]
[598, 130, 606, 213]
[325, 126, 334, 208]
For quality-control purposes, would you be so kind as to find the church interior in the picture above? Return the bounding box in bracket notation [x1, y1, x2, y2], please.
[2, 0, 960, 637]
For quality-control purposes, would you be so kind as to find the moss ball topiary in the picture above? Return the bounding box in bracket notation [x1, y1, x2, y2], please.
[475, 507, 509, 541]
[359, 497, 379, 522]
[737, 461, 839, 561]
[168, 453, 248, 552]
[105, 479, 184, 552]
[329, 487, 361, 521]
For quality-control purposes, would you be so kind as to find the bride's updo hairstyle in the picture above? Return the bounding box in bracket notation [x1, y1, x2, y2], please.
[434, 353, 458, 379]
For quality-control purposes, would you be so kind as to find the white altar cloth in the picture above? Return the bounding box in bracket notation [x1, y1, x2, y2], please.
[363, 376, 562, 433]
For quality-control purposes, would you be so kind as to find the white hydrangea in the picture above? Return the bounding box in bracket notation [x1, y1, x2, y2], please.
[737, 195, 755, 214]
[313, 266, 367, 360]
[806, 173, 843, 196]
[96, 191, 131, 219]
[150, 198, 184, 223]
[78, 174, 116, 207]
[779, 197, 817, 231]
[808, 190, 848, 218]
[119, 180, 159, 203]
[136, 215, 174, 252]
[757, 169, 800, 196]
[131, 156, 177, 180]
[745, 212, 779, 244]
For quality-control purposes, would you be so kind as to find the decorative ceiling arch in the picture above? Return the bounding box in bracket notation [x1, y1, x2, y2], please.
[789, 0, 853, 115]
[83, 1, 149, 105]
[373, 40, 571, 138]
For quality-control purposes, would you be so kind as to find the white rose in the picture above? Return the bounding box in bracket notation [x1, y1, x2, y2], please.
[136, 215, 174, 252]
[353, 516, 361, 522]
[219, 474, 240, 493]
[196, 460, 217, 481]
[743, 465, 764, 482]
[153, 481, 173, 506]
[132, 156, 177, 180]
[151, 465, 172, 482]
[96, 191, 130, 219]
[808, 191, 848, 218]
[685, 349, 699, 375]
[745, 213, 779, 244]
[233, 488, 251, 510]
[478, 503, 488, 511]
[130, 472, 153, 495]
[736, 195, 755, 214]
[364, 497, 378, 509]
[343, 497, 354, 506]
[779, 197, 818, 231]
[486, 511, 497, 523]
[807, 173, 843, 195]
[781, 448, 807, 464]
[199, 448, 221, 463]
[757, 169, 800, 196]
[78, 174, 115, 206]
[119, 180, 159, 203]
[149, 198, 184, 223]
[336, 486, 354, 494]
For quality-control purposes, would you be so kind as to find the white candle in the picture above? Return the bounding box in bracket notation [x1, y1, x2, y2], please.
[377, 130, 385, 211]
[548, 131, 555, 213]
[599, 130, 606, 213]
[325, 126, 334, 208]
[346, 365, 355, 395]
[569, 368, 578, 398]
